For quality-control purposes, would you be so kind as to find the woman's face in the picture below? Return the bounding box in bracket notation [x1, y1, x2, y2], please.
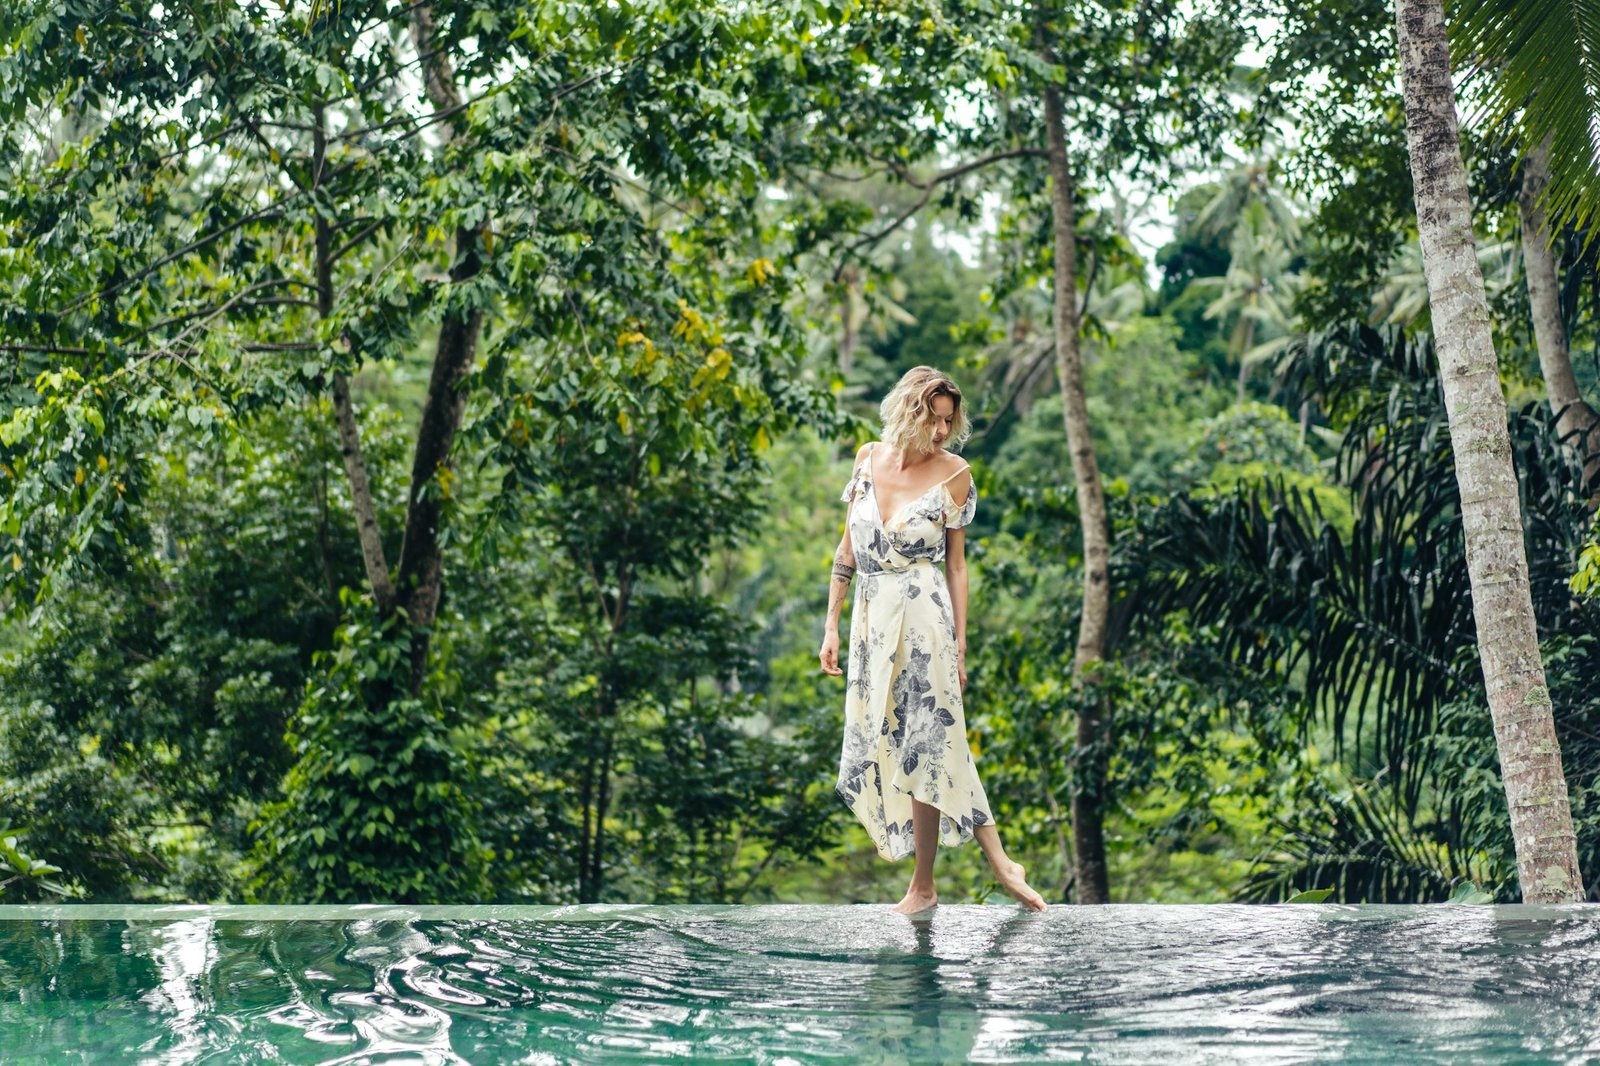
[930, 395, 955, 448]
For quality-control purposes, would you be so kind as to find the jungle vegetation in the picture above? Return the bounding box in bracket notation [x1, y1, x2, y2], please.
[2, 0, 1598, 906]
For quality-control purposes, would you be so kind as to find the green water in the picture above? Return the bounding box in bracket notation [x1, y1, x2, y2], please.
[2, 903, 1597, 1063]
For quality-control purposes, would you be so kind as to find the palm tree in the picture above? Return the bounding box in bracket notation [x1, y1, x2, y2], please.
[1515, 139, 1600, 485]
[1192, 200, 1303, 399]
[1368, 237, 1518, 330]
[1393, 0, 1581, 902]
[1455, 2, 1600, 484]
[835, 261, 916, 374]
[1454, 1, 1600, 238]
[1194, 151, 1303, 248]
[1137, 322, 1600, 900]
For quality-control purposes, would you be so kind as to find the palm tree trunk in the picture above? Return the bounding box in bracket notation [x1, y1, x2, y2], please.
[1518, 133, 1600, 488]
[1235, 315, 1257, 401]
[1395, 0, 1582, 903]
[1043, 80, 1112, 905]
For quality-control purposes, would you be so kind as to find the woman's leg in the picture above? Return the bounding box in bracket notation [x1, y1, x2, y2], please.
[973, 824, 1048, 911]
[890, 798, 941, 913]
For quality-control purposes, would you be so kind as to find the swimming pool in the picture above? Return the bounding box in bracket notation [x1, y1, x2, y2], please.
[2, 903, 1597, 1063]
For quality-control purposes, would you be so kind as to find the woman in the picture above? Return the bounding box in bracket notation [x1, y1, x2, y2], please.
[820, 366, 1047, 914]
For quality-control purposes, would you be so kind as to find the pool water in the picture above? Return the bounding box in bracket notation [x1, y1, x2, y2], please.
[2, 903, 1598, 1063]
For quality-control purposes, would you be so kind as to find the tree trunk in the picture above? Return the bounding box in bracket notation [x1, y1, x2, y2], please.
[1235, 314, 1257, 402]
[587, 722, 616, 901]
[1395, 0, 1582, 903]
[312, 103, 396, 613]
[395, 3, 486, 692]
[577, 744, 596, 901]
[311, 469, 341, 609]
[1518, 134, 1600, 488]
[330, 375, 396, 611]
[1042, 785, 1076, 902]
[1043, 80, 1112, 905]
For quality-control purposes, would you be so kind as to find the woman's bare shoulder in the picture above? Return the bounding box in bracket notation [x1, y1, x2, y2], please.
[941, 452, 972, 507]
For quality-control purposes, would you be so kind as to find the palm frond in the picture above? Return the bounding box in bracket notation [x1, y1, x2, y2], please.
[1130, 323, 1598, 825]
[1238, 775, 1505, 903]
[1132, 475, 1474, 816]
[1454, 0, 1600, 236]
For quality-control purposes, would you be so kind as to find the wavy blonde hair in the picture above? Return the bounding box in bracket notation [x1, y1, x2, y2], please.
[879, 366, 971, 457]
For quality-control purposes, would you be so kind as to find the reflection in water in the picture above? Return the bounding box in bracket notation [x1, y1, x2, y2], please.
[0, 904, 1598, 1064]
[852, 912, 982, 1064]
[144, 918, 214, 1063]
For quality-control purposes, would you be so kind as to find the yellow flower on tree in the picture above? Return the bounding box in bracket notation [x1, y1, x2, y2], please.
[746, 257, 776, 286]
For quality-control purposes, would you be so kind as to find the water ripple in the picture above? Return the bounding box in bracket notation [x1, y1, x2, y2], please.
[1, 904, 1598, 1063]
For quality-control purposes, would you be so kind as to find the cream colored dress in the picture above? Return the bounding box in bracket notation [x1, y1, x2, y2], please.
[836, 443, 994, 861]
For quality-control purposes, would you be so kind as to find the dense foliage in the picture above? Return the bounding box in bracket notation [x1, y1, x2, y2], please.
[3, 0, 1597, 904]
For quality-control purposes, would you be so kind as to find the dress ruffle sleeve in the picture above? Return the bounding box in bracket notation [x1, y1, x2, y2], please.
[840, 472, 862, 505]
[943, 471, 977, 530]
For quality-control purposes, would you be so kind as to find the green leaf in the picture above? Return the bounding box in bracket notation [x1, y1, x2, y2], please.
[1446, 882, 1494, 905]
[1283, 888, 1334, 903]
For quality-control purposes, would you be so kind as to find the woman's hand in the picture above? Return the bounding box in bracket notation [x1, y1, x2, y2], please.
[819, 628, 843, 676]
[956, 645, 967, 690]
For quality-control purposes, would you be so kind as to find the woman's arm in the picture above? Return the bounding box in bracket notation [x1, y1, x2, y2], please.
[819, 530, 854, 676]
[821, 444, 872, 676]
[826, 529, 856, 630]
[827, 444, 870, 634]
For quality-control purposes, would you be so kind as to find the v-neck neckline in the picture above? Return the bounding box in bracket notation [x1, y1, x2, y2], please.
[867, 478, 943, 531]
[866, 445, 950, 530]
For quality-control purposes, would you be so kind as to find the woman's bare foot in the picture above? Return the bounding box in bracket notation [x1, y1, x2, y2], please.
[891, 886, 938, 914]
[992, 860, 1047, 911]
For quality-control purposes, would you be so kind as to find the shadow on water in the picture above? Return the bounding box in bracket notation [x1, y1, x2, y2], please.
[2, 904, 1599, 1064]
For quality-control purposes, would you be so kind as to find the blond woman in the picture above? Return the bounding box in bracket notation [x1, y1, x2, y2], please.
[820, 366, 1046, 914]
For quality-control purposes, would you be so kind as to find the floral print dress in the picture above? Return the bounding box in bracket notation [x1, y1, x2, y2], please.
[836, 443, 994, 861]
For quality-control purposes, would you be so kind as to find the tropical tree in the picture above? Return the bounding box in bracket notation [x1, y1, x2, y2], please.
[1027, 0, 1248, 902]
[1392, 0, 1581, 901]
[0, 0, 852, 900]
[1193, 152, 1304, 246]
[1035, 47, 1115, 903]
[1511, 138, 1600, 485]
[1270, 0, 1600, 482]
[1192, 199, 1304, 399]
[1368, 237, 1517, 330]
[1452, 0, 1600, 240]
[1135, 322, 1600, 900]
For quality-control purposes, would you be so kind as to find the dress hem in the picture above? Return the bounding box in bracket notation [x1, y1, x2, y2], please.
[833, 780, 991, 863]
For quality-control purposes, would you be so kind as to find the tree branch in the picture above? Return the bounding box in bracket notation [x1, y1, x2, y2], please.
[330, 218, 388, 263]
[832, 148, 1045, 280]
[57, 205, 289, 315]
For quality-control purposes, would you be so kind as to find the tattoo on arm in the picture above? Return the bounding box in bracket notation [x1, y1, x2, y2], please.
[832, 536, 855, 586]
